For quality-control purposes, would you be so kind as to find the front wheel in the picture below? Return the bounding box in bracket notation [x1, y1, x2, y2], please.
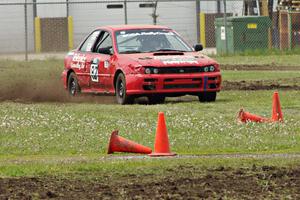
[198, 92, 216, 102]
[67, 72, 80, 96]
[115, 73, 134, 105]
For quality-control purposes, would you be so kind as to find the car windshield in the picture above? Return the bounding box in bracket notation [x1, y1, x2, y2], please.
[115, 29, 193, 54]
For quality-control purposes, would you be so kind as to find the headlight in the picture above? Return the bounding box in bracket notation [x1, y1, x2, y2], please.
[203, 65, 215, 72]
[144, 67, 158, 74]
[145, 68, 152, 74]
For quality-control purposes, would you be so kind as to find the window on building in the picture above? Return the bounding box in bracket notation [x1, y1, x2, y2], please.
[107, 4, 123, 9]
[139, 3, 155, 8]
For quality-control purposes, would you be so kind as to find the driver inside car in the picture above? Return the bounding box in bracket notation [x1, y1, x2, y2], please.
[139, 35, 170, 52]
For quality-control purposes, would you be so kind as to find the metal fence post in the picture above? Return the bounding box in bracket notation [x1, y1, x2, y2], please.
[288, 10, 292, 50]
[124, 0, 128, 24]
[24, 0, 28, 61]
[66, 0, 69, 17]
[196, 0, 200, 44]
[223, 0, 228, 54]
[153, 1, 158, 25]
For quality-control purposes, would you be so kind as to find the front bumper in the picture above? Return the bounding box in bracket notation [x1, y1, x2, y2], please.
[126, 72, 221, 95]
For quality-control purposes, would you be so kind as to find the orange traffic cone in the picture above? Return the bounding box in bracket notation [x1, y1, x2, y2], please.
[107, 130, 152, 154]
[238, 108, 270, 123]
[272, 91, 283, 122]
[149, 112, 176, 157]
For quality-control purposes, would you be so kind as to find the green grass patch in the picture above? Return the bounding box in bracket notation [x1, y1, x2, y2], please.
[0, 59, 63, 90]
[222, 70, 300, 81]
[0, 57, 300, 178]
[0, 90, 299, 157]
[214, 47, 300, 57]
[214, 54, 300, 67]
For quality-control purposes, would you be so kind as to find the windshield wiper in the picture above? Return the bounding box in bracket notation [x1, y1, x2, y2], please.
[147, 49, 186, 52]
[120, 50, 141, 54]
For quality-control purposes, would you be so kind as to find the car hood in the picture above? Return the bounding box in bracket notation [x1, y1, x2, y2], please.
[118, 52, 217, 67]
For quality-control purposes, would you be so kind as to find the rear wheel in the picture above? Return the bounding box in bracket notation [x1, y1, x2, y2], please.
[115, 73, 134, 105]
[198, 92, 216, 102]
[68, 72, 80, 96]
[148, 95, 165, 104]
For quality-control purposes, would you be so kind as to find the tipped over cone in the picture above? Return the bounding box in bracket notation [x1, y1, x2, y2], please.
[272, 91, 283, 122]
[238, 108, 270, 123]
[107, 130, 152, 154]
[149, 112, 176, 157]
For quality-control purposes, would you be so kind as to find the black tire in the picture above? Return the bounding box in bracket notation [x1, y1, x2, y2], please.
[148, 95, 166, 104]
[198, 92, 216, 102]
[68, 72, 80, 96]
[115, 73, 134, 105]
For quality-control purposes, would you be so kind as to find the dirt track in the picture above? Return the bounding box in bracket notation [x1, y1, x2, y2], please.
[1, 165, 299, 199]
[223, 78, 300, 90]
[0, 64, 299, 103]
[221, 64, 299, 71]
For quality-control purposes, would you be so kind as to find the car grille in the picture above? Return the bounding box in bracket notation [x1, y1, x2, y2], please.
[163, 84, 201, 89]
[157, 67, 206, 74]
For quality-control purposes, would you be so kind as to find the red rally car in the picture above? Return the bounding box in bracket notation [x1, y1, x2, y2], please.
[61, 25, 221, 104]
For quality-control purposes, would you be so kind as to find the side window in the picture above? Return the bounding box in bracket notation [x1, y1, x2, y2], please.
[94, 31, 113, 55]
[80, 30, 101, 52]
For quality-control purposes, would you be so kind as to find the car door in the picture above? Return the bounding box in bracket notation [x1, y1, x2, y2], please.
[70, 30, 101, 90]
[88, 30, 114, 92]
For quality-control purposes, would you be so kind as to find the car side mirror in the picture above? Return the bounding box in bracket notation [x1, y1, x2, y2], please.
[98, 47, 113, 55]
[194, 44, 203, 52]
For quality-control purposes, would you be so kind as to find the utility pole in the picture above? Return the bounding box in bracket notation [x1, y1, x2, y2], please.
[152, 0, 158, 25]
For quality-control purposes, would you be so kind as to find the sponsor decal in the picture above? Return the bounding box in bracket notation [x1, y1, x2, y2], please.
[247, 23, 257, 29]
[104, 60, 110, 69]
[120, 31, 174, 37]
[90, 58, 99, 82]
[71, 53, 86, 69]
[154, 56, 199, 65]
[221, 26, 226, 41]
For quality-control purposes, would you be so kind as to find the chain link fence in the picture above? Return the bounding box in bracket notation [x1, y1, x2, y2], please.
[200, 0, 300, 54]
[0, 0, 299, 60]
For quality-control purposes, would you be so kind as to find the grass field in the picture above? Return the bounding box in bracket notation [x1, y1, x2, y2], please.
[0, 89, 300, 178]
[214, 54, 300, 66]
[0, 54, 300, 198]
[0, 90, 299, 158]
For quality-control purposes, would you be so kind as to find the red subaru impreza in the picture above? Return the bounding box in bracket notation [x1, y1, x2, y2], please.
[61, 25, 221, 104]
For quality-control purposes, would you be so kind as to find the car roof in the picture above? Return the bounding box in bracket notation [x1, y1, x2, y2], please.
[97, 24, 171, 32]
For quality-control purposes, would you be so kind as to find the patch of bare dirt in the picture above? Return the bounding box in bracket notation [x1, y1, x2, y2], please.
[0, 79, 116, 104]
[222, 64, 299, 71]
[222, 77, 300, 90]
[0, 166, 299, 199]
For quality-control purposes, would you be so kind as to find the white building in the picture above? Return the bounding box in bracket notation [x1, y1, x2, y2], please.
[0, 0, 257, 53]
